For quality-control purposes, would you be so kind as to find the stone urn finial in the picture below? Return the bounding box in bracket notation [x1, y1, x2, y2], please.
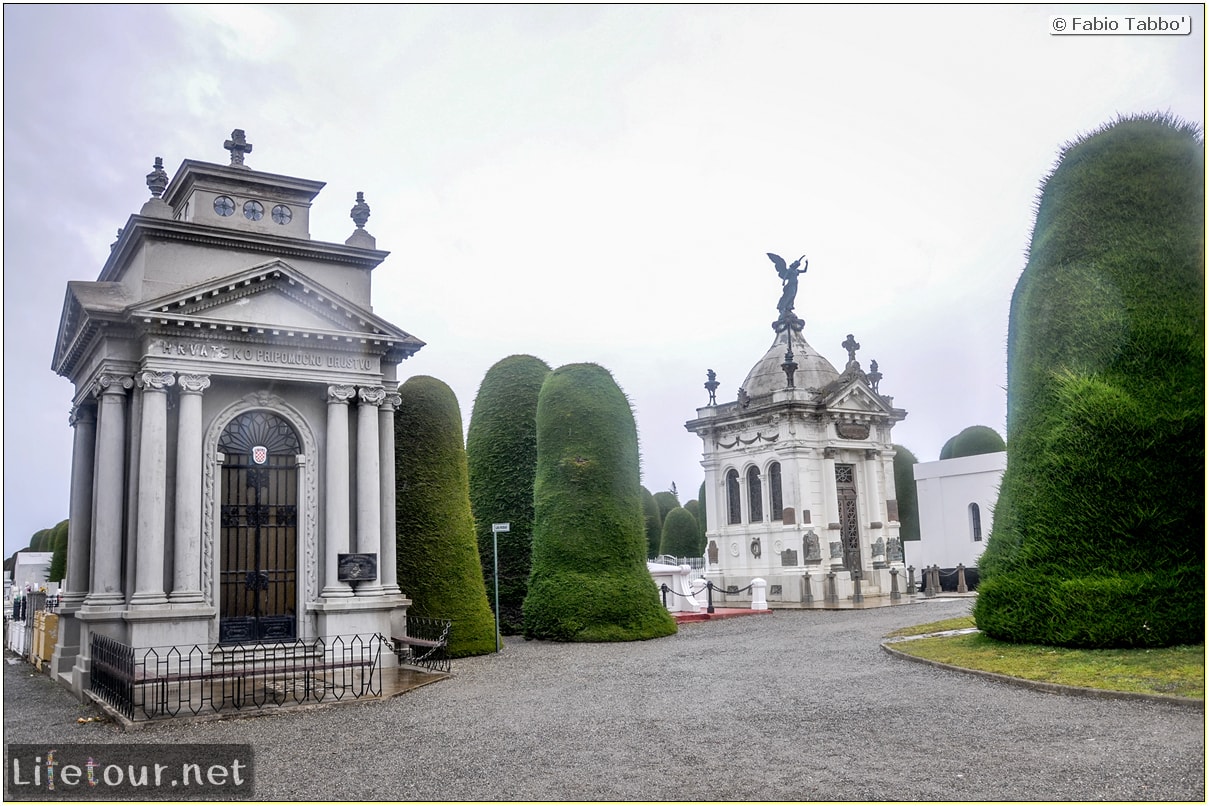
[350, 192, 371, 229]
[145, 157, 169, 199]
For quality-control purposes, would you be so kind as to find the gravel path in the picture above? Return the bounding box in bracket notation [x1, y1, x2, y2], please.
[4, 598, 1204, 801]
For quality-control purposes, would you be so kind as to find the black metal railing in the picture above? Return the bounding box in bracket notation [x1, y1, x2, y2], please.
[88, 633, 383, 722]
[395, 616, 451, 673]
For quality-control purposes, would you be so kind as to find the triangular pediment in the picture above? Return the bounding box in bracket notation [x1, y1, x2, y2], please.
[132, 260, 416, 343]
[823, 379, 892, 415]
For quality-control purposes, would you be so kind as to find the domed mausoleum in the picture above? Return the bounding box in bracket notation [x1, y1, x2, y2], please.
[685, 254, 907, 603]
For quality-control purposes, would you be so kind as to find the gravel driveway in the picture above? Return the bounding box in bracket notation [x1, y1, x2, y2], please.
[4, 597, 1204, 801]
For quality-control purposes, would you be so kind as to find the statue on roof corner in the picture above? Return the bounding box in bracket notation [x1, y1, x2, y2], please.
[768, 253, 808, 316]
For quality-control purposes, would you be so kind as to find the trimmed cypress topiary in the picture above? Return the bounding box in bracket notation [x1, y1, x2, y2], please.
[974, 114, 1204, 648]
[682, 498, 705, 556]
[938, 425, 1005, 460]
[29, 528, 51, 553]
[523, 363, 677, 642]
[891, 445, 920, 543]
[47, 519, 68, 582]
[653, 491, 679, 524]
[659, 507, 700, 558]
[395, 375, 499, 657]
[466, 354, 551, 635]
[641, 487, 662, 559]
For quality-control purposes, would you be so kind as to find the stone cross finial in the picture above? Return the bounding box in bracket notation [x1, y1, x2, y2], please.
[350, 192, 370, 229]
[842, 333, 861, 365]
[224, 129, 253, 167]
[146, 157, 169, 198]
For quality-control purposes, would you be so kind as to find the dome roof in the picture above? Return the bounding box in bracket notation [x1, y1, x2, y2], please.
[740, 326, 840, 397]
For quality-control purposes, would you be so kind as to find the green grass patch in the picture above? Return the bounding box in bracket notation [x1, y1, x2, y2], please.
[889, 620, 1204, 699]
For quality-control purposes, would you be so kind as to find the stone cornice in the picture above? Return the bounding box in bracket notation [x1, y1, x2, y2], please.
[100, 215, 390, 283]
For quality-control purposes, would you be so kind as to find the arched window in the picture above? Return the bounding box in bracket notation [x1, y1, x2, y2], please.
[769, 462, 783, 522]
[969, 503, 983, 542]
[726, 470, 741, 525]
[747, 467, 763, 523]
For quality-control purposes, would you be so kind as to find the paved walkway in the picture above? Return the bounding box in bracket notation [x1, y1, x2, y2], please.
[4, 597, 1204, 801]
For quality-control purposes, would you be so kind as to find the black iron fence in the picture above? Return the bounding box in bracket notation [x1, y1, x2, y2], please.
[395, 616, 451, 673]
[88, 632, 383, 722]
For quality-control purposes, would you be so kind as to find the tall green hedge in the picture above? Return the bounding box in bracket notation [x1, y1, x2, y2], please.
[938, 425, 1005, 460]
[891, 445, 920, 543]
[659, 507, 700, 558]
[466, 354, 551, 635]
[523, 363, 677, 642]
[395, 376, 498, 657]
[641, 487, 662, 559]
[973, 114, 1204, 648]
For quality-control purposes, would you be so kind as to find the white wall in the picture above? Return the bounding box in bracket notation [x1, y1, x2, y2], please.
[912, 452, 1006, 570]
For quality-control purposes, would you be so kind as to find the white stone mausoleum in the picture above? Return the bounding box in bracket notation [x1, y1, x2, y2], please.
[685, 256, 908, 604]
[49, 130, 423, 699]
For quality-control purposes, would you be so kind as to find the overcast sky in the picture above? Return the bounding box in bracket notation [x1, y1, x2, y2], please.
[3, 4, 1203, 558]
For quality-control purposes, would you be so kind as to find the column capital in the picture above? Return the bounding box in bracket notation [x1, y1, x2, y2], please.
[136, 370, 176, 392]
[177, 373, 212, 394]
[382, 392, 402, 411]
[327, 384, 357, 404]
[95, 373, 134, 396]
[358, 386, 386, 406]
[69, 404, 97, 427]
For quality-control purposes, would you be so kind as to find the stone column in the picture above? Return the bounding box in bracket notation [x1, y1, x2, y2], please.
[171, 374, 210, 603]
[822, 447, 839, 528]
[130, 370, 174, 607]
[379, 391, 402, 595]
[52, 404, 97, 679]
[86, 374, 132, 607]
[864, 449, 882, 528]
[62, 405, 97, 609]
[323, 385, 356, 598]
[355, 386, 385, 596]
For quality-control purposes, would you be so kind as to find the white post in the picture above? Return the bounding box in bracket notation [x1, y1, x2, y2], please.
[750, 577, 769, 610]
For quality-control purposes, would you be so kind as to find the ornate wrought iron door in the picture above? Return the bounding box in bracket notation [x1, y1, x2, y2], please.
[835, 463, 862, 573]
[218, 411, 299, 643]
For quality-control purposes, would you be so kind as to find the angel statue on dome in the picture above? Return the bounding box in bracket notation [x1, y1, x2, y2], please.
[768, 252, 808, 316]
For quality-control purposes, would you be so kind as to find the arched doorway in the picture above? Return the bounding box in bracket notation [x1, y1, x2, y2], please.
[217, 410, 300, 643]
[835, 463, 862, 573]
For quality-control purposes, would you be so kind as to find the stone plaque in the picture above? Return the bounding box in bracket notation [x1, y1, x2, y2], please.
[781, 549, 798, 567]
[337, 553, 378, 582]
[708, 541, 719, 564]
[781, 506, 795, 526]
[803, 532, 821, 562]
[802, 509, 811, 524]
[886, 499, 900, 522]
[836, 421, 871, 440]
